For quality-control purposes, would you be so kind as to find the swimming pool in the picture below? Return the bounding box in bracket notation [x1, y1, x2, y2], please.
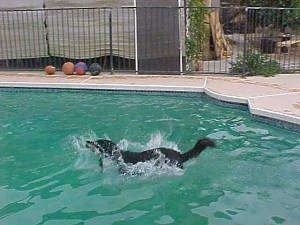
[0, 89, 299, 225]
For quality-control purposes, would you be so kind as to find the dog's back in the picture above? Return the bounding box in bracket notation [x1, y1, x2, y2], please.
[86, 138, 215, 170]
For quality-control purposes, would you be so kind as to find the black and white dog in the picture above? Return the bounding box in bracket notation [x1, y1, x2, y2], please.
[86, 138, 215, 169]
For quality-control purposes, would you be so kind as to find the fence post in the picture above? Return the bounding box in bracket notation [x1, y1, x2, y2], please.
[109, 9, 114, 74]
[134, 1, 138, 74]
[178, 2, 183, 75]
[242, 7, 248, 75]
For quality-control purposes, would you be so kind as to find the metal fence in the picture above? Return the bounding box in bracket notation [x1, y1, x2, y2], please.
[243, 7, 300, 73]
[0, 7, 136, 72]
[0, 7, 299, 74]
[185, 6, 300, 74]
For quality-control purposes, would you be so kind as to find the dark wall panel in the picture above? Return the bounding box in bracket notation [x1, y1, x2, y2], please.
[136, 0, 180, 74]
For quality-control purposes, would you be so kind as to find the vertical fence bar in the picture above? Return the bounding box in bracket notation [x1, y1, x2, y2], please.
[98, 9, 102, 69]
[31, 10, 36, 69]
[223, 8, 228, 73]
[122, 8, 126, 70]
[0, 12, 4, 67]
[71, 9, 75, 64]
[50, 9, 55, 67]
[178, 4, 183, 74]
[36, 10, 42, 68]
[43, 8, 48, 67]
[127, 8, 131, 71]
[20, 10, 26, 68]
[242, 7, 249, 75]
[134, 2, 138, 74]
[56, 9, 60, 66]
[218, 8, 222, 73]
[82, 8, 85, 62]
[285, 9, 292, 71]
[184, 6, 187, 74]
[292, 8, 298, 72]
[61, 9, 65, 64]
[271, 9, 276, 62]
[103, 9, 107, 70]
[11, 11, 17, 68]
[1, 12, 8, 68]
[24, 10, 29, 68]
[9, 11, 13, 68]
[144, 7, 148, 69]
[206, 8, 210, 74]
[39, 10, 43, 68]
[116, 8, 120, 70]
[86, 8, 90, 65]
[65, 9, 70, 64]
[109, 9, 114, 74]
[16, 11, 22, 68]
[92, 8, 96, 64]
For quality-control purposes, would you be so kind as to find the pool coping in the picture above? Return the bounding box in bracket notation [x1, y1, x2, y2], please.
[0, 77, 299, 129]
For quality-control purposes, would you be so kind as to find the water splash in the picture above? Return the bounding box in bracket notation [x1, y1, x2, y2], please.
[121, 158, 184, 177]
[116, 132, 183, 177]
[70, 131, 183, 177]
[119, 131, 179, 152]
[67, 131, 101, 171]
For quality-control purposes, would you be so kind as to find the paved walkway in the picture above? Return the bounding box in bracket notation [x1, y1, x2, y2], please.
[0, 72, 299, 126]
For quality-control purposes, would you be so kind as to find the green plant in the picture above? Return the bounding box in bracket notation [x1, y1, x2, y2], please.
[186, 0, 209, 62]
[230, 53, 283, 76]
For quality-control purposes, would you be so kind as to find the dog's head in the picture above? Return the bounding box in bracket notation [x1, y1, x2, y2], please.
[194, 138, 216, 149]
[86, 140, 102, 154]
[86, 139, 118, 156]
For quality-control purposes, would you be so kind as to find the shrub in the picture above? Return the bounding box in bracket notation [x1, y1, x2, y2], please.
[230, 53, 283, 76]
[186, 0, 209, 62]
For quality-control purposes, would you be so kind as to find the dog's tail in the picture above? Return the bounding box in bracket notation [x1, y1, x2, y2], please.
[180, 138, 215, 163]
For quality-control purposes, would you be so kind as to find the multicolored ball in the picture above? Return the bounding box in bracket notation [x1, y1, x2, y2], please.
[44, 65, 56, 75]
[75, 62, 88, 75]
[89, 63, 102, 76]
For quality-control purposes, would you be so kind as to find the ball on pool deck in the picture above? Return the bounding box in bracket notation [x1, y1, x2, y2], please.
[75, 62, 88, 75]
[44, 65, 56, 75]
[89, 63, 102, 76]
[62, 62, 75, 75]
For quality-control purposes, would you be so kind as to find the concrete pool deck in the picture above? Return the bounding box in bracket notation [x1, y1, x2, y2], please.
[0, 71, 299, 126]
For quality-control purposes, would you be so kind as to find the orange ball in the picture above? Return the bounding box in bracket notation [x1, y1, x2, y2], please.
[62, 62, 75, 75]
[44, 65, 56, 75]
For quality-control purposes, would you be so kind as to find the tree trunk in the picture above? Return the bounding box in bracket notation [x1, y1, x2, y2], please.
[201, 0, 212, 60]
[209, 9, 232, 59]
[204, 0, 232, 59]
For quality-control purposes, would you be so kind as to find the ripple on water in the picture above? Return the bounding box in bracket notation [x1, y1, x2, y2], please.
[191, 189, 299, 225]
[0, 183, 153, 225]
[207, 131, 242, 140]
[232, 124, 269, 135]
[155, 215, 175, 224]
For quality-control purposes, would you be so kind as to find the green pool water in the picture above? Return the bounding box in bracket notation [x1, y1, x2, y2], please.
[0, 89, 299, 225]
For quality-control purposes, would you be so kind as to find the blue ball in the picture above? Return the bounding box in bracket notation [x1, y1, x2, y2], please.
[89, 63, 102, 76]
[74, 62, 88, 75]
